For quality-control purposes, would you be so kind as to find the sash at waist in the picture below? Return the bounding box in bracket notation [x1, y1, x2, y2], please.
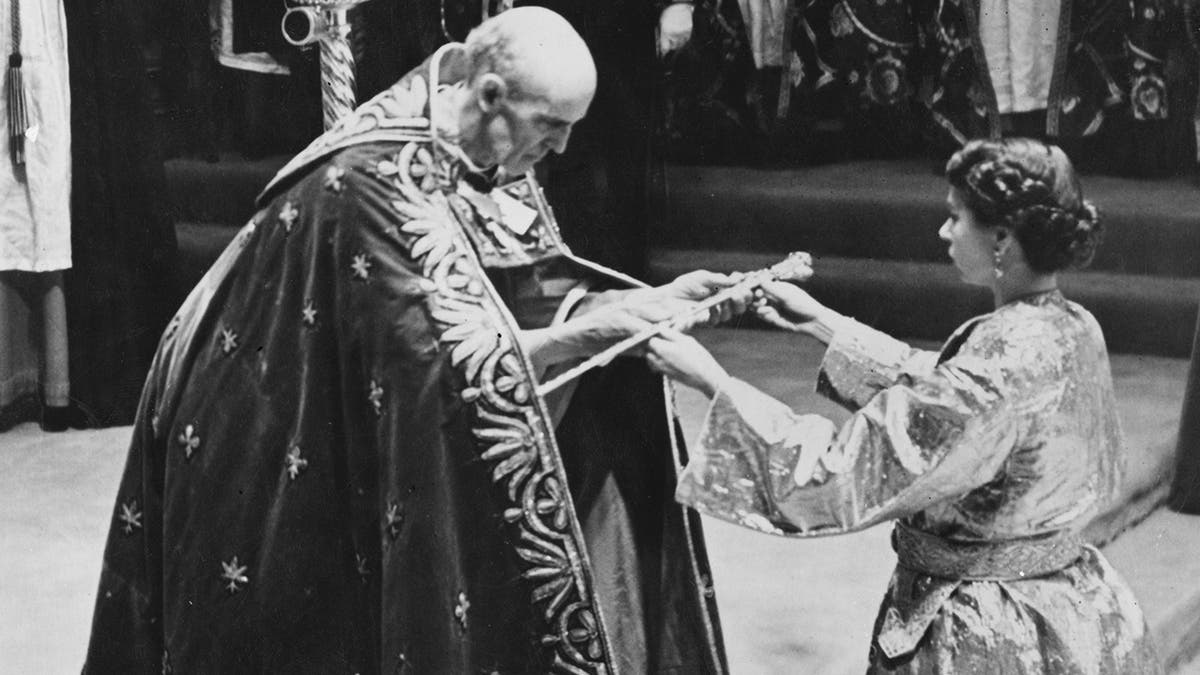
[892, 523, 1084, 581]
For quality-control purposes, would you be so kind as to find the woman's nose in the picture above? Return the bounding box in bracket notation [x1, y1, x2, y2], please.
[938, 219, 952, 242]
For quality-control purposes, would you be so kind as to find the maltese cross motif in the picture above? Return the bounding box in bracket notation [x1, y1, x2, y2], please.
[221, 556, 249, 593]
[454, 591, 470, 631]
[351, 254, 372, 280]
[301, 300, 318, 327]
[219, 328, 239, 355]
[177, 424, 200, 460]
[285, 445, 308, 480]
[118, 500, 143, 535]
[385, 502, 405, 540]
[324, 166, 346, 193]
[278, 201, 299, 233]
[368, 380, 384, 416]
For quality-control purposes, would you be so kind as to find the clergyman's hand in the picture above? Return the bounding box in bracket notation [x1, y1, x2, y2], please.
[646, 328, 730, 399]
[521, 304, 656, 372]
[656, 270, 753, 326]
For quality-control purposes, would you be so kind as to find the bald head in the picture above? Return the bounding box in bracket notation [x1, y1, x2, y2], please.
[456, 7, 597, 174]
[464, 7, 597, 103]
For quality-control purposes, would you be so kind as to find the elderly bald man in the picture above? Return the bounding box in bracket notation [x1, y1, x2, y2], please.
[84, 8, 732, 673]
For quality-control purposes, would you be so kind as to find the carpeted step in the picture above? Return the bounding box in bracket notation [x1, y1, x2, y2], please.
[649, 248, 1200, 357]
[1102, 508, 1200, 673]
[164, 154, 289, 228]
[661, 162, 1200, 278]
[174, 222, 242, 302]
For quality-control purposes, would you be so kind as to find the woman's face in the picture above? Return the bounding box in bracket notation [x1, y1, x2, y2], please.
[939, 187, 996, 287]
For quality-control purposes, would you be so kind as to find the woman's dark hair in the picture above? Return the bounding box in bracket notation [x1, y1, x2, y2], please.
[945, 138, 1102, 273]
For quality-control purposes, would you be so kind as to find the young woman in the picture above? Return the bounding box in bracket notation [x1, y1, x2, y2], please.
[647, 138, 1163, 673]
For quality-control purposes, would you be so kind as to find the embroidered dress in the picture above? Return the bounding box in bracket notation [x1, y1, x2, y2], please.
[84, 45, 726, 674]
[678, 291, 1161, 673]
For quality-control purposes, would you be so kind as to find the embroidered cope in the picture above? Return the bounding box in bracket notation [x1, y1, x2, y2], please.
[84, 48, 726, 675]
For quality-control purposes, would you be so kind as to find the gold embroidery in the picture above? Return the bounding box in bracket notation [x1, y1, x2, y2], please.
[377, 141, 611, 674]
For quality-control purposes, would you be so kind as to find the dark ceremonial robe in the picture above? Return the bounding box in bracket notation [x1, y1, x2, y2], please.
[84, 48, 727, 675]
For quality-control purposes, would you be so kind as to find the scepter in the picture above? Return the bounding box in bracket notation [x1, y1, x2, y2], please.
[536, 251, 814, 397]
[282, 0, 374, 129]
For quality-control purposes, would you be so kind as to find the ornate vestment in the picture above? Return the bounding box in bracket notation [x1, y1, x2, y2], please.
[84, 47, 727, 674]
[678, 291, 1162, 673]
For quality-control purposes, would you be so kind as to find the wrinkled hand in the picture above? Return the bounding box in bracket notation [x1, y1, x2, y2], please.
[622, 294, 709, 332]
[658, 3, 694, 56]
[646, 328, 730, 398]
[522, 304, 656, 372]
[654, 269, 754, 326]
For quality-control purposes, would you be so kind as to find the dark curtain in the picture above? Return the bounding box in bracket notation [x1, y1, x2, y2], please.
[520, 0, 661, 277]
[64, 0, 178, 426]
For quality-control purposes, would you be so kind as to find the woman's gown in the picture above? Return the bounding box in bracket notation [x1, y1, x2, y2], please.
[678, 290, 1162, 673]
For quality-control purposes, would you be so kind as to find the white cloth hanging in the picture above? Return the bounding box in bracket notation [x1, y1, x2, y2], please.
[0, 0, 72, 272]
[978, 0, 1062, 114]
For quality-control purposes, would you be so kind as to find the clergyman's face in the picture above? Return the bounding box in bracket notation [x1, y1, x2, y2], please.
[488, 86, 592, 175]
[939, 187, 996, 287]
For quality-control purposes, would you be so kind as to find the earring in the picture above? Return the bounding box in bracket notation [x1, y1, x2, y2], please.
[994, 247, 1005, 278]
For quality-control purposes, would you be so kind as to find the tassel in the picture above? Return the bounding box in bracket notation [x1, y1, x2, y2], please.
[8, 52, 29, 167]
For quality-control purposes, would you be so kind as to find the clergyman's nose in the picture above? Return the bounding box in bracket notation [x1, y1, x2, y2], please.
[549, 127, 572, 154]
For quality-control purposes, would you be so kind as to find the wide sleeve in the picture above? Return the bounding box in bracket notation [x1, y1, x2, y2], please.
[816, 318, 941, 411]
[676, 344, 1030, 536]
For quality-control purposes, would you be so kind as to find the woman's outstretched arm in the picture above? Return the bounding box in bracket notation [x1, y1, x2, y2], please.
[648, 330, 1031, 537]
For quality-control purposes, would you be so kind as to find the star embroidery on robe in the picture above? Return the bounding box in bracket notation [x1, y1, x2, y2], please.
[118, 500, 143, 534]
[285, 445, 308, 480]
[351, 254, 372, 281]
[355, 553, 369, 582]
[278, 201, 299, 233]
[301, 300, 318, 327]
[368, 380, 384, 416]
[221, 556, 249, 593]
[219, 328, 239, 355]
[324, 166, 346, 193]
[177, 424, 200, 460]
[454, 591, 470, 631]
[385, 502, 405, 540]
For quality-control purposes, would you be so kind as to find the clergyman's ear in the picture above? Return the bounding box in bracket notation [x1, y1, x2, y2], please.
[476, 73, 508, 113]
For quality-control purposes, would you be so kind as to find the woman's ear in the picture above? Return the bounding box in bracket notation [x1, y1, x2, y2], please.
[476, 74, 508, 113]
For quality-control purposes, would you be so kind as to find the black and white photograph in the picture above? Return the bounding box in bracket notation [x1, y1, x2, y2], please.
[2, 0, 1200, 672]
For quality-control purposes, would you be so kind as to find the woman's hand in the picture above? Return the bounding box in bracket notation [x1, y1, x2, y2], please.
[754, 281, 845, 343]
[646, 329, 730, 399]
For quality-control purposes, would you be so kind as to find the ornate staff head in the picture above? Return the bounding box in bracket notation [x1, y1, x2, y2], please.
[281, 0, 375, 129]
